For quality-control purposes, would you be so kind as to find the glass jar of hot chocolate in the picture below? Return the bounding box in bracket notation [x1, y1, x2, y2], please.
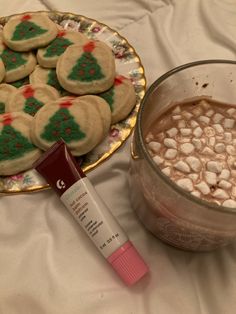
[129, 60, 236, 251]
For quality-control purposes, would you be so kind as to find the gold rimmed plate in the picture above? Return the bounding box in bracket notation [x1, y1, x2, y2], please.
[0, 11, 146, 195]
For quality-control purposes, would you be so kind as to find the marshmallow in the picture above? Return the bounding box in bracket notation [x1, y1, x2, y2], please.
[188, 173, 199, 181]
[205, 109, 214, 117]
[213, 124, 224, 134]
[214, 143, 225, 154]
[212, 189, 229, 200]
[192, 107, 202, 117]
[148, 141, 161, 153]
[208, 137, 216, 147]
[206, 161, 222, 173]
[218, 180, 232, 190]
[182, 112, 193, 120]
[172, 115, 182, 120]
[191, 190, 201, 198]
[193, 126, 203, 138]
[227, 108, 236, 116]
[166, 128, 178, 137]
[178, 120, 186, 128]
[198, 115, 210, 125]
[176, 178, 193, 192]
[222, 199, 236, 208]
[174, 160, 190, 173]
[186, 156, 202, 172]
[190, 120, 199, 128]
[180, 128, 192, 136]
[224, 132, 232, 143]
[219, 169, 230, 180]
[223, 118, 235, 129]
[192, 138, 202, 150]
[164, 149, 178, 159]
[153, 155, 164, 165]
[180, 143, 195, 155]
[172, 106, 181, 114]
[213, 113, 224, 123]
[164, 138, 177, 149]
[205, 171, 217, 185]
[226, 145, 236, 155]
[195, 181, 210, 195]
[162, 167, 171, 176]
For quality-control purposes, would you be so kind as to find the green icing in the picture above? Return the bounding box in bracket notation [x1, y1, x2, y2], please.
[44, 37, 73, 58]
[1, 48, 27, 71]
[0, 102, 5, 114]
[23, 97, 44, 116]
[47, 69, 64, 92]
[41, 107, 86, 142]
[11, 76, 29, 88]
[11, 21, 47, 41]
[99, 87, 115, 111]
[68, 52, 105, 82]
[0, 124, 35, 161]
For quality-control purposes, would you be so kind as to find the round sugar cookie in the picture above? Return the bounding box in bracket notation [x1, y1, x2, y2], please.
[3, 13, 58, 52]
[31, 96, 104, 156]
[0, 33, 36, 83]
[37, 30, 89, 68]
[0, 83, 17, 114]
[0, 112, 42, 175]
[79, 95, 111, 138]
[56, 40, 116, 95]
[6, 84, 60, 116]
[99, 75, 136, 124]
[0, 58, 5, 83]
[29, 65, 65, 94]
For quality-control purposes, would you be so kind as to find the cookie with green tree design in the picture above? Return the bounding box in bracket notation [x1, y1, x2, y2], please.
[0, 112, 42, 175]
[6, 84, 60, 116]
[37, 30, 88, 68]
[57, 40, 115, 95]
[0, 84, 17, 114]
[3, 13, 58, 51]
[31, 96, 105, 156]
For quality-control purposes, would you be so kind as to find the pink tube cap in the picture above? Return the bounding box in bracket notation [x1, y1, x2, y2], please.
[107, 241, 149, 286]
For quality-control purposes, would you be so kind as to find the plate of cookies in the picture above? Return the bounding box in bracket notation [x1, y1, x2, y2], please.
[0, 11, 146, 194]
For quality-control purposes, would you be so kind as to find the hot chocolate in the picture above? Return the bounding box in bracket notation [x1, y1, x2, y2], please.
[145, 98, 236, 207]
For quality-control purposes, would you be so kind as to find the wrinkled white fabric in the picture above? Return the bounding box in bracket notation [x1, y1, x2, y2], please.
[1, 0, 236, 313]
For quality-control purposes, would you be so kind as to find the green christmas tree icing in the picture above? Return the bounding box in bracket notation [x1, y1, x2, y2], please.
[11, 21, 47, 41]
[0, 102, 5, 114]
[0, 124, 35, 161]
[44, 37, 73, 58]
[1, 47, 27, 71]
[24, 97, 44, 116]
[47, 69, 64, 92]
[68, 52, 105, 82]
[41, 107, 86, 142]
[99, 87, 115, 111]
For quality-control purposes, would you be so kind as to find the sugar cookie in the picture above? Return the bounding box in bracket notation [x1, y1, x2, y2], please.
[37, 30, 89, 68]
[0, 33, 36, 83]
[0, 83, 17, 114]
[29, 65, 64, 94]
[0, 112, 42, 175]
[99, 75, 136, 123]
[6, 84, 60, 116]
[3, 13, 58, 52]
[56, 40, 115, 95]
[31, 96, 104, 155]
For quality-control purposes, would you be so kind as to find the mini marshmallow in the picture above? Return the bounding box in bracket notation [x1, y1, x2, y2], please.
[145, 132, 154, 143]
[180, 128, 192, 136]
[180, 143, 195, 155]
[202, 147, 214, 155]
[178, 120, 186, 128]
[188, 173, 199, 181]
[161, 167, 171, 176]
[176, 178, 193, 192]
[219, 169, 230, 180]
[213, 124, 224, 134]
[199, 100, 210, 110]
[172, 106, 181, 114]
[190, 120, 199, 128]
[191, 190, 201, 198]
[204, 127, 215, 137]
[198, 115, 210, 125]
[192, 107, 202, 117]
[231, 186, 236, 198]
[222, 199, 236, 208]
[164, 149, 178, 159]
[205, 171, 217, 185]
[172, 115, 182, 120]
[148, 141, 161, 153]
[214, 143, 225, 153]
[166, 128, 178, 137]
[218, 180, 232, 190]
[212, 188, 229, 200]
[227, 108, 236, 116]
[193, 126, 203, 138]
[153, 155, 164, 165]
[208, 137, 216, 147]
[195, 181, 210, 195]
[226, 145, 236, 155]
[224, 132, 232, 143]
[206, 161, 222, 173]
[223, 118, 235, 129]
[213, 113, 224, 123]
[186, 156, 202, 172]
[192, 138, 202, 150]
[174, 160, 190, 173]
[205, 109, 214, 117]
[164, 138, 177, 149]
[182, 112, 193, 120]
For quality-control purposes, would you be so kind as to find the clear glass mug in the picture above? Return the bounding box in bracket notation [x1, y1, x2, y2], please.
[129, 60, 236, 251]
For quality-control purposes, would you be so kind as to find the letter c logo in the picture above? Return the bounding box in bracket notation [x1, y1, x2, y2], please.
[56, 179, 66, 190]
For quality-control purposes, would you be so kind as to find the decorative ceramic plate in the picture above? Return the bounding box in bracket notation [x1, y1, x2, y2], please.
[0, 11, 146, 195]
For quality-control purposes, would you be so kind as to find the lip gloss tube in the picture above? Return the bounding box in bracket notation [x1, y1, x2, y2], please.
[34, 140, 149, 286]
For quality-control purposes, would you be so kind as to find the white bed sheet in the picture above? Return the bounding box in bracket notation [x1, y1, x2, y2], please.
[1, 0, 236, 313]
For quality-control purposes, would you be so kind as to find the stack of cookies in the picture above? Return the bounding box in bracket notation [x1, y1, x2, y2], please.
[0, 12, 137, 175]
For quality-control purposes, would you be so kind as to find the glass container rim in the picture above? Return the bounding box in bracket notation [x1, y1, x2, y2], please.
[137, 59, 236, 215]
